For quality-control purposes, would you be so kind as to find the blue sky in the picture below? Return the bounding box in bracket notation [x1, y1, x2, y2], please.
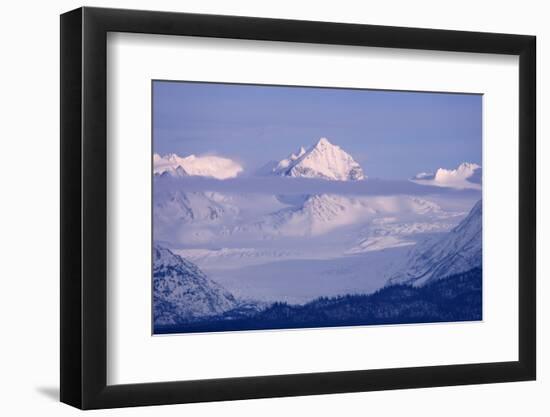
[153, 81, 482, 179]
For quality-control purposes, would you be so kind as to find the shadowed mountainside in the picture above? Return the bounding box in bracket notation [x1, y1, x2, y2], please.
[155, 267, 482, 334]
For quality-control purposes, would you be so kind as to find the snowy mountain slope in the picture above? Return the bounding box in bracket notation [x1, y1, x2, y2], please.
[152, 189, 479, 306]
[153, 162, 471, 250]
[388, 199, 482, 286]
[347, 235, 416, 253]
[154, 192, 361, 240]
[152, 188, 247, 246]
[270, 138, 365, 181]
[231, 194, 447, 239]
[272, 146, 306, 173]
[347, 222, 453, 254]
[154, 190, 239, 225]
[153, 185, 297, 244]
[357, 196, 443, 215]
[153, 243, 237, 325]
[346, 211, 459, 254]
[411, 162, 482, 190]
[274, 194, 373, 235]
[231, 194, 372, 238]
[153, 153, 243, 179]
[368, 217, 454, 235]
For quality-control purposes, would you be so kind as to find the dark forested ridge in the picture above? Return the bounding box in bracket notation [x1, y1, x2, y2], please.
[154, 267, 482, 334]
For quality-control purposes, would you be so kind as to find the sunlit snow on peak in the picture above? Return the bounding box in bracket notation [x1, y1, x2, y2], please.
[411, 162, 481, 190]
[270, 137, 366, 181]
[153, 153, 243, 180]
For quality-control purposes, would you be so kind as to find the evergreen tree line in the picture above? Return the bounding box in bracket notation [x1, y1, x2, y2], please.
[155, 267, 482, 334]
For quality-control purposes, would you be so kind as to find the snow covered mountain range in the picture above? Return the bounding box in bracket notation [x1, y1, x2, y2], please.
[152, 137, 482, 317]
[153, 243, 237, 325]
[388, 199, 482, 286]
[154, 139, 481, 190]
[153, 184, 464, 246]
[153, 153, 243, 179]
[246, 194, 447, 238]
[154, 137, 366, 181]
[153, 199, 482, 326]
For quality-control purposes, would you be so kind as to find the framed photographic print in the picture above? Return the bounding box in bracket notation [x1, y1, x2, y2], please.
[60, 7, 536, 409]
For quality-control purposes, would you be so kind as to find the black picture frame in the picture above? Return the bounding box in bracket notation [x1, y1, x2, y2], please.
[60, 6, 536, 410]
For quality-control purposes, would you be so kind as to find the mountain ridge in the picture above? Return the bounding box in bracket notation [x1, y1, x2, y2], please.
[153, 243, 237, 326]
[270, 137, 366, 181]
[153, 153, 243, 179]
[388, 199, 482, 287]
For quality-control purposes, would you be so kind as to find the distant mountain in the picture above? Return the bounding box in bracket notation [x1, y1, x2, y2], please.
[153, 191, 238, 225]
[153, 153, 243, 179]
[233, 194, 444, 239]
[411, 162, 481, 189]
[388, 199, 482, 286]
[269, 137, 365, 181]
[153, 243, 237, 326]
[257, 194, 371, 236]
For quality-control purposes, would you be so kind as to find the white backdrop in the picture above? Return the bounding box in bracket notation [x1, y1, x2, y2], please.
[0, 0, 546, 416]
